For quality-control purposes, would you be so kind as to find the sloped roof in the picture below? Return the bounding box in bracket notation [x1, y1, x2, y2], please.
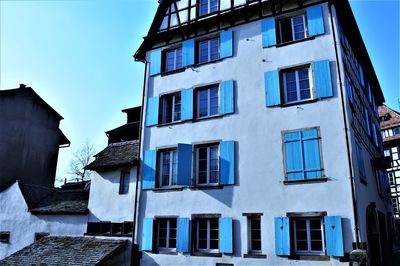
[0, 236, 127, 266]
[379, 105, 400, 130]
[29, 189, 89, 215]
[85, 140, 138, 171]
[18, 183, 56, 210]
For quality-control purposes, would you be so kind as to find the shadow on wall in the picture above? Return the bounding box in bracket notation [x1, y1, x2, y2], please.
[233, 219, 242, 257]
[141, 251, 161, 266]
[342, 217, 354, 252]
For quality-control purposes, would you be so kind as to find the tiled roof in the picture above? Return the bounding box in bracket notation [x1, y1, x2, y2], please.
[379, 105, 400, 129]
[29, 189, 89, 215]
[85, 140, 138, 171]
[0, 236, 127, 266]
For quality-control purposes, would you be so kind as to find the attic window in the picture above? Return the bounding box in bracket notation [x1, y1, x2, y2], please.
[198, 0, 219, 17]
[0, 232, 10, 243]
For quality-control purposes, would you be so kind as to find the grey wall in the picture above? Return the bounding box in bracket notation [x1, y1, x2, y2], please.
[0, 89, 62, 191]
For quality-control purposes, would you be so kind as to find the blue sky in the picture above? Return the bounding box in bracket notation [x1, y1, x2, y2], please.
[1, 0, 399, 183]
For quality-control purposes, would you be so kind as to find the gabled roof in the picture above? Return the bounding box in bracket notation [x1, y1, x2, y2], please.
[379, 105, 400, 130]
[0, 236, 127, 266]
[85, 140, 139, 171]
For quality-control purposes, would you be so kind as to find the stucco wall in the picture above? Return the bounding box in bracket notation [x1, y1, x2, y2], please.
[88, 167, 136, 222]
[0, 183, 88, 260]
[139, 3, 355, 265]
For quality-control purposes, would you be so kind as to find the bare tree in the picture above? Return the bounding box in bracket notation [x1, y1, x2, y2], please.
[68, 140, 96, 182]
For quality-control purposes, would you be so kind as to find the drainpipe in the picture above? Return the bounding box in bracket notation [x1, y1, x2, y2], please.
[328, 1, 361, 248]
[131, 58, 148, 266]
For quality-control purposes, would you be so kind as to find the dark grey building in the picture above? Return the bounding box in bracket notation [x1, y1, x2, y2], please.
[0, 84, 69, 191]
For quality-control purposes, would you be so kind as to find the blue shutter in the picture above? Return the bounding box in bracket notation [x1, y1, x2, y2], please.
[142, 218, 153, 251]
[177, 144, 192, 186]
[183, 39, 195, 67]
[365, 108, 371, 136]
[149, 49, 162, 76]
[302, 129, 322, 179]
[220, 29, 233, 58]
[145, 96, 159, 127]
[284, 132, 303, 180]
[219, 217, 233, 253]
[220, 141, 235, 185]
[177, 218, 190, 253]
[220, 80, 234, 115]
[307, 6, 325, 36]
[264, 70, 281, 107]
[274, 217, 290, 256]
[324, 216, 344, 257]
[142, 150, 156, 190]
[261, 17, 276, 47]
[181, 88, 193, 121]
[313, 60, 333, 99]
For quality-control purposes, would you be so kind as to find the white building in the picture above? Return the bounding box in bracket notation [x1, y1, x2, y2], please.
[134, 0, 392, 265]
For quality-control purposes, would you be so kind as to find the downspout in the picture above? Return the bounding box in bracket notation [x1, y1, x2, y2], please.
[328, 1, 361, 248]
[131, 58, 148, 266]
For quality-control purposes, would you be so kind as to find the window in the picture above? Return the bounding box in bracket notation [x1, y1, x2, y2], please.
[119, 171, 130, 194]
[86, 221, 133, 237]
[158, 149, 177, 187]
[278, 15, 307, 43]
[293, 218, 325, 255]
[394, 127, 400, 136]
[0, 232, 10, 243]
[164, 47, 182, 72]
[389, 172, 395, 186]
[282, 66, 311, 104]
[345, 74, 353, 104]
[160, 93, 181, 124]
[155, 218, 177, 251]
[195, 218, 219, 253]
[34, 232, 49, 242]
[356, 141, 366, 182]
[195, 144, 219, 185]
[283, 129, 323, 181]
[198, 38, 220, 64]
[248, 216, 262, 253]
[196, 86, 219, 118]
[198, 0, 219, 17]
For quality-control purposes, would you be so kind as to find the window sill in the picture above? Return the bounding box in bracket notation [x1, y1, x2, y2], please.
[275, 36, 316, 48]
[288, 255, 330, 261]
[192, 252, 222, 257]
[190, 58, 224, 69]
[283, 177, 328, 185]
[279, 98, 318, 108]
[153, 187, 184, 192]
[157, 121, 185, 128]
[152, 250, 178, 255]
[161, 68, 185, 76]
[244, 253, 267, 259]
[190, 185, 223, 190]
[84, 233, 132, 237]
[193, 114, 224, 122]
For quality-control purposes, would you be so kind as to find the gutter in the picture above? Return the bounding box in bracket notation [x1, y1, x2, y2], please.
[131, 57, 148, 266]
[328, 1, 361, 247]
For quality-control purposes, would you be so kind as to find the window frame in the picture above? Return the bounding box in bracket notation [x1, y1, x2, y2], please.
[160, 92, 182, 125]
[162, 46, 183, 73]
[195, 218, 219, 253]
[277, 13, 308, 44]
[248, 216, 262, 254]
[197, 0, 220, 17]
[195, 85, 220, 119]
[195, 143, 220, 186]
[158, 148, 178, 188]
[293, 217, 325, 256]
[118, 171, 130, 194]
[197, 37, 220, 64]
[156, 218, 177, 252]
[281, 65, 313, 105]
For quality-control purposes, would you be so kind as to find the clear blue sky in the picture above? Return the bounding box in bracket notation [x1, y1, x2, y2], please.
[1, 0, 399, 182]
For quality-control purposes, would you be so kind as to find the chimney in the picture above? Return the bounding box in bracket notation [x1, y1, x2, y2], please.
[19, 84, 26, 89]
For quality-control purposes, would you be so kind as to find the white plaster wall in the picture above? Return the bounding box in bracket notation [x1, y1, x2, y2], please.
[88, 167, 136, 222]
[139, 3, 355, 265]
[0, 182, 88, 260]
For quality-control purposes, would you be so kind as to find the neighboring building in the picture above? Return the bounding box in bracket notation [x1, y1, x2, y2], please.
[379, 105, 400, 218]
[0, 181, 89, 260]
[85, 106, 141, 265]
[135, 0, 391, 265]
[0, 236, 127, 266]
[0, 84, 70, 192]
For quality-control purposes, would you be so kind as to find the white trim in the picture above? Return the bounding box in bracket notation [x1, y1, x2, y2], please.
[293, 218, 325, 256]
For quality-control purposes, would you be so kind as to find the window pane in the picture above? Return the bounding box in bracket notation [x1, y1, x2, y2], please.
[161, 152, 170, 186]
[209, 88, 219, 115]
[199, 239, 207, 249]
[252, 240, 261, 251]
[280, 19, 293, 43]
[210, 239, 219, 249]
[173, 95, 181, 121]
[210, 147, 219, 183]
[210, 0, 218, 13]
[159, 238, 167, 247]
[199, 0, 209, 16]
[295, 220, 306, 229]
[298, 69, 310, 100]
[162, 97, 173, 123]
[292, 16, 305, 40]
[285, 72, 298, 103]
[166, 50, 175, 72]
[171, 151, 177, 185]
[296, 240, 308, 250]
[210, 39, 220, 61]
[199, 41, 209, 63]
[210, 219, 218, 229]
[310, 230, 322, 240]
[311, 240, 323, 251]
[309, 219, 321, 230]
[198, 90, 209, 117]
[296, 230, 307, 240]
[176, 48, 182, 69]
[169, 238, 176, 248]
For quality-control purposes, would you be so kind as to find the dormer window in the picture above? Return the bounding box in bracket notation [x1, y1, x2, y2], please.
[198, 0, 219, 17]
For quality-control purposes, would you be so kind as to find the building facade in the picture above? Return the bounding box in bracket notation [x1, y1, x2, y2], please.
[134, 0, 391, 265]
